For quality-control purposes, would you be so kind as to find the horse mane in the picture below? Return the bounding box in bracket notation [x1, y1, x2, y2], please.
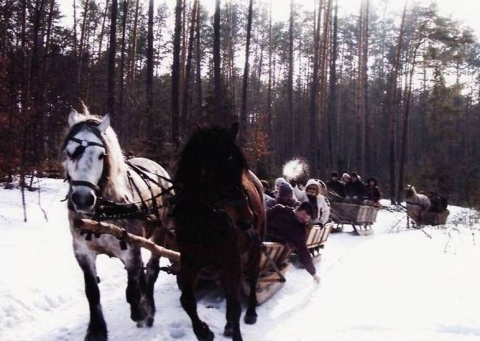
[61, 108, 130, 200]
[174, 125, 248, 192]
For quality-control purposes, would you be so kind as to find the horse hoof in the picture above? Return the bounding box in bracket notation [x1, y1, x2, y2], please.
[84, 331, 108, 341]
[136, 316, 154, 328]
[224, 325, 233, 337]
[244, 314, 257, 325]
[195, 322, 214, 341]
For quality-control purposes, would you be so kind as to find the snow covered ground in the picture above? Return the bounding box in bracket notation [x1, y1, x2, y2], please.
[1, 178, 480, 341]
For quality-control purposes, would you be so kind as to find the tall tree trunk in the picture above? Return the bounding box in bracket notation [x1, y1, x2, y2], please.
[145, 0, 154, 131]
[266, 0, 273, 172]
[213, 0, 223, 124]
[128, 0, 140, 111]
[327, 0, 338, 170]
[78, 0, 89, 88]
[107, 0, 118, 118]
[171, 0, 182, 146]
[118, 0, 129, 142]
[397, 42, 420, 202]
[388, 1, 407, 204]
[194, 3, 202, 119]
[225, 1, 235, 110]
[309, 0, 322, 175]
[97, 0, 110, 61]
[288, 0, 294, 156]
[182, 0, 199, 134]
[362, 0, 370, 176]
[240, 0, 253, 146]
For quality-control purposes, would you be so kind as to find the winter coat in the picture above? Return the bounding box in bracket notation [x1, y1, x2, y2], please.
[293, 179, 330, 225]
[365, 177, 381, 202]
[345, 179, 367, 198]
[266, 205, 316, 275]
[326, 179, 346, 197]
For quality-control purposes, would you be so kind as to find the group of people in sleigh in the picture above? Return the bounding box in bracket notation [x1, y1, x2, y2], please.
[259, 171, 381, 284]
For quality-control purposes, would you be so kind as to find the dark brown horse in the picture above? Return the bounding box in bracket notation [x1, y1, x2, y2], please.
[171, 123, 265, 341]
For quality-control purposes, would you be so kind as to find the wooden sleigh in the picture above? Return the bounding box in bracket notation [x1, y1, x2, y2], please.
[74, 218, 297, 305]
[250, 221, 334, 303]
[305, 222, 333, 257]
[329, 202, 378, 236]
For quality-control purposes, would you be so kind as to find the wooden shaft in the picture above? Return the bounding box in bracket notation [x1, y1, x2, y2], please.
[73, 218, 181, 261]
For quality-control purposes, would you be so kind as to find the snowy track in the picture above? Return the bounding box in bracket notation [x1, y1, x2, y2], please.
[1, 179, 480, 341]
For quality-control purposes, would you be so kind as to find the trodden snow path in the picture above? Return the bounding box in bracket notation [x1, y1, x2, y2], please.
[1, 178, 480, 341]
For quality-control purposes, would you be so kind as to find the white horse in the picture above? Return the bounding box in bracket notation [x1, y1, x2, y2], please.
[61, 108, 174, 341]
[405, 184, 430, 226]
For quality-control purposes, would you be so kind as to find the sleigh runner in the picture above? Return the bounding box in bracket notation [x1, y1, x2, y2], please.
[329, 202, 378, 236]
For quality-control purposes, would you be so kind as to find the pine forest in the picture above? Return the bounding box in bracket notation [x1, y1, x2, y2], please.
[1, 0, 480, 206]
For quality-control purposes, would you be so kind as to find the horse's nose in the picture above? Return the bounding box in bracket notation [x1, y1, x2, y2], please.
[71, 191, 95, 212]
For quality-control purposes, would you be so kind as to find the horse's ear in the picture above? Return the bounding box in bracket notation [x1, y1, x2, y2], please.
[98, 114, 111, 133]
[229, 122, 239, 141]
[68, 109, 82, 127]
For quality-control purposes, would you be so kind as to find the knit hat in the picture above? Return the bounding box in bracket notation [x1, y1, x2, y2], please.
[275, 177, 287, 188]
[278, 182, 293, 196]
[331, 171, 339, 177]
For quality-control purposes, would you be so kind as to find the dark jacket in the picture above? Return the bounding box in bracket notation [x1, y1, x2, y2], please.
[266, 205, 316, 275]
[326, 179, 346, 197]
[345, 179, 367, 198]
[365, 177, 381, 202]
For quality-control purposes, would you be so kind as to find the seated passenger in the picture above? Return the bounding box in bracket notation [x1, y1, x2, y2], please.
[326, 171, 345, 201]
[266, 202, 320, 283]
[341, 173, 351, 185]
[364, 177, 381, 207]
[292, 179, 330, 226]
[345, 171, 367, 204]
[265, 182, 300, 209]
[273, 177, 288, 197]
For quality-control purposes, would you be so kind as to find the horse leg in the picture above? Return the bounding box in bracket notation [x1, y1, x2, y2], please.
[243, 245, 261, 326]
[124, 247, 150, 327]
[143, 255, 161, 327]
[76, 253, 108, 341]
[222, 259, 243, 341]
[179, 264, 214, 341]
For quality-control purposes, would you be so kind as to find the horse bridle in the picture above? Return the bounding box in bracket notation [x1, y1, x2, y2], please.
[63, 120, 109, 194]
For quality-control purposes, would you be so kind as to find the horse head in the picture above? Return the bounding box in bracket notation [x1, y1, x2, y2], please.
[405, 184, 416, 199]
[176, 123, 246, 198]
[61, 109, 113, 214]
[174, 123, 255, 229]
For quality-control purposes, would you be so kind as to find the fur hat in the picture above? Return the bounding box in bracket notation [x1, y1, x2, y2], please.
[278, 182, 293, 196]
